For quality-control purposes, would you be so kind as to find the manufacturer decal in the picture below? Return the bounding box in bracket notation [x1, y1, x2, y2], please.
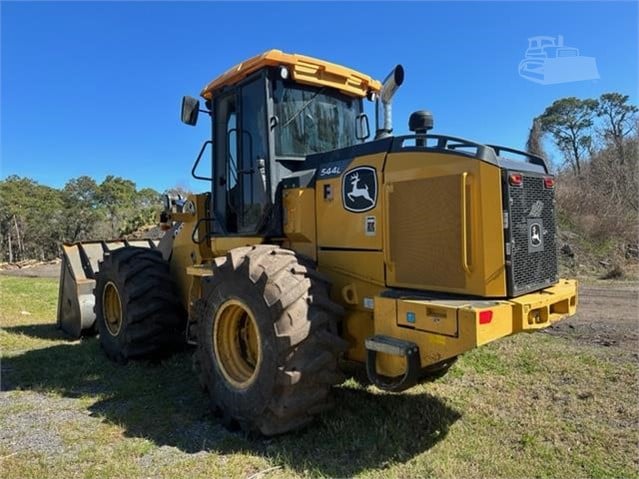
[319, 166, 342, 177]
[365, 216, 376, 236]
[428, 335, 446, 346]
[342, 166, 377, 213]
[527, 218, 544, 252]
[318, 159, 352, 179]
[528, 200, 544, 217]
[530, 223, 542, 246]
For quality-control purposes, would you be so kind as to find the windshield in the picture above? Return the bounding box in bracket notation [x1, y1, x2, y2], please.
[273, 79, 361, 157]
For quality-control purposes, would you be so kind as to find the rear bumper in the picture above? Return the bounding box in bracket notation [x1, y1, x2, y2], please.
[371, 279, 578, 377]
[509, 279, 578, 332]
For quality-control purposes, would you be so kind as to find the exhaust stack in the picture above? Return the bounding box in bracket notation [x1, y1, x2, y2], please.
[375, 65, 404, 139]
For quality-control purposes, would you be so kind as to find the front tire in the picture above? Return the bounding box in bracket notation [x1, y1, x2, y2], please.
[94, 247, 184, 363]
[195, 245, 347, 436]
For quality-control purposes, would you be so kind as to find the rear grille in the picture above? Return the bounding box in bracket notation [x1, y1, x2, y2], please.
[504, 172, 558, 296]
[388, 175, 466, 290]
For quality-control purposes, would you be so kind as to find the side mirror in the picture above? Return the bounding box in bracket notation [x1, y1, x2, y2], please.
[356, 113, 370, 141]
[181, 96, 200, 126]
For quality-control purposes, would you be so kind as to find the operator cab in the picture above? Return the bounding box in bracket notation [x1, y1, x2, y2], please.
[181, 50, 379, 235]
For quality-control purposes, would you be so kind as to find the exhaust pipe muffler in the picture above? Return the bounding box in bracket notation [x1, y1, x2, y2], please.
[375, 65, 404, 139]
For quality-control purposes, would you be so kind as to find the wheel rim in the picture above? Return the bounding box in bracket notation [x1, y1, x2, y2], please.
[213, 299, 262, 390]
[102, 281, 123, 336]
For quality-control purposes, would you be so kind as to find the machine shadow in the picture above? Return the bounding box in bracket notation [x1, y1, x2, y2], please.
[2, 332, 461, 477]
[3, 324, 71, 341]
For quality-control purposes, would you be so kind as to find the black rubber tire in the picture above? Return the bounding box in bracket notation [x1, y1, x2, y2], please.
[94, 246, 184, 363]
[195, 245, 348, 436]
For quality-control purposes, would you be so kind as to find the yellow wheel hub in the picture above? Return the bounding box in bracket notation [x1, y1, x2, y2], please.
[213, 299, 262, 389]
[102, 281, 123, 336]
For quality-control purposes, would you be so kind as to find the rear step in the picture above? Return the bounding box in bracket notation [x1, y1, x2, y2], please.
[56, 239, 158, 338]
[365, 335, 421, 392]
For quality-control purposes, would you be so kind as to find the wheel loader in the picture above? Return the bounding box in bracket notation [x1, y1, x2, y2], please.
[57, 50, 578, 435]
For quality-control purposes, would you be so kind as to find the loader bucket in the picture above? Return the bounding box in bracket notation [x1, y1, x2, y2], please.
[56, 239, 158, 338]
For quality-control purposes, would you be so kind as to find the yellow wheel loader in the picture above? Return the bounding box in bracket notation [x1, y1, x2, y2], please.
[57, 50, 578, 435]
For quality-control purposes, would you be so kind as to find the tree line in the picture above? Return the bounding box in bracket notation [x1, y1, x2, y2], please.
[0, 175, 168, 262]
[527, 92, 638, 247]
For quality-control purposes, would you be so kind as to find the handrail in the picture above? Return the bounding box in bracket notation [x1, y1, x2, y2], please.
[391, 135, 549, 173]
[391, 134, 497, 164]
[460, 172, 472, 274]
[191, 140, 213, 181]
[191, 217, 213, 245]
[486, 144, 548, 173]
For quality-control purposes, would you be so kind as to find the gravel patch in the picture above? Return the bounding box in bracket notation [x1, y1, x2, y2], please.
[0, 391, 95, 456]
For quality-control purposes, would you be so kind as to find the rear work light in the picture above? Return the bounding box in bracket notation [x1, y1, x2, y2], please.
[479, 310, 493, 325]
[544, 176, 555, 189]
[508, 173, 523, 187]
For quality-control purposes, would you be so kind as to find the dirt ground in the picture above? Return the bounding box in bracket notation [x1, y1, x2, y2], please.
[547, 284, 639, 352]
[0, 262, 61, 278]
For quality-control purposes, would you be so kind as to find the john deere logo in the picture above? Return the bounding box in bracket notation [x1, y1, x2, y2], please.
[342, 166, 377, 213]
[527, 219, 544, 253]
[530, 222, 542, 247]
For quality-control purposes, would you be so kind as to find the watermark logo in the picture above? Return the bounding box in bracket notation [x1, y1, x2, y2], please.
[518, 35, 599, 85]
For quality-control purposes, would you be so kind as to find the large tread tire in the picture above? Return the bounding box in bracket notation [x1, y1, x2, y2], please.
[195, 245, 347, 436]
[94, 246, 184, 363]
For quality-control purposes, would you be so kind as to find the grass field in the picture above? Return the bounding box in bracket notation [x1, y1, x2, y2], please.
[1, 275, 638, 478]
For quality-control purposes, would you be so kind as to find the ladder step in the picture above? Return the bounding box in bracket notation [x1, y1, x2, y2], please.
[365, 335, 418, 357]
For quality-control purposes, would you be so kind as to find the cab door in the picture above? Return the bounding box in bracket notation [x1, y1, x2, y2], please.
[213, 73, 270, 234]
[237, 74, 269, 233]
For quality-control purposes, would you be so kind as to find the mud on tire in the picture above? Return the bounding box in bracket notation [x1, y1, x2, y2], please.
[94, 247, 184, 363]
[195, 245, 347, 436]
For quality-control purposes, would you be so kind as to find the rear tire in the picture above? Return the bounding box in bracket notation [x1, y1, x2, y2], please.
[195, 245, 347, 436]
[94, 247, 184, 363]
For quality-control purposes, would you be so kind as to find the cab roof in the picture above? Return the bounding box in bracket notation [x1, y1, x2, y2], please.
[200, 49, 382, 100]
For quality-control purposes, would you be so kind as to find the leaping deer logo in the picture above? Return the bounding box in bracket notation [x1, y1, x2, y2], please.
[530, 223, 542, 246]
[342, 166, 377, 213]
[347, 172, 374, 205]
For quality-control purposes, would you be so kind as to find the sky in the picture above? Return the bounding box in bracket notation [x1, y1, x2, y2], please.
[1, 1, 637, 193]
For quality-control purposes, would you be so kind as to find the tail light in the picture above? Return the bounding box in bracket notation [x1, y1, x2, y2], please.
[479, 310, 493, 325]
[544, 176, 555, 189]
[508, 173, 523, 187]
